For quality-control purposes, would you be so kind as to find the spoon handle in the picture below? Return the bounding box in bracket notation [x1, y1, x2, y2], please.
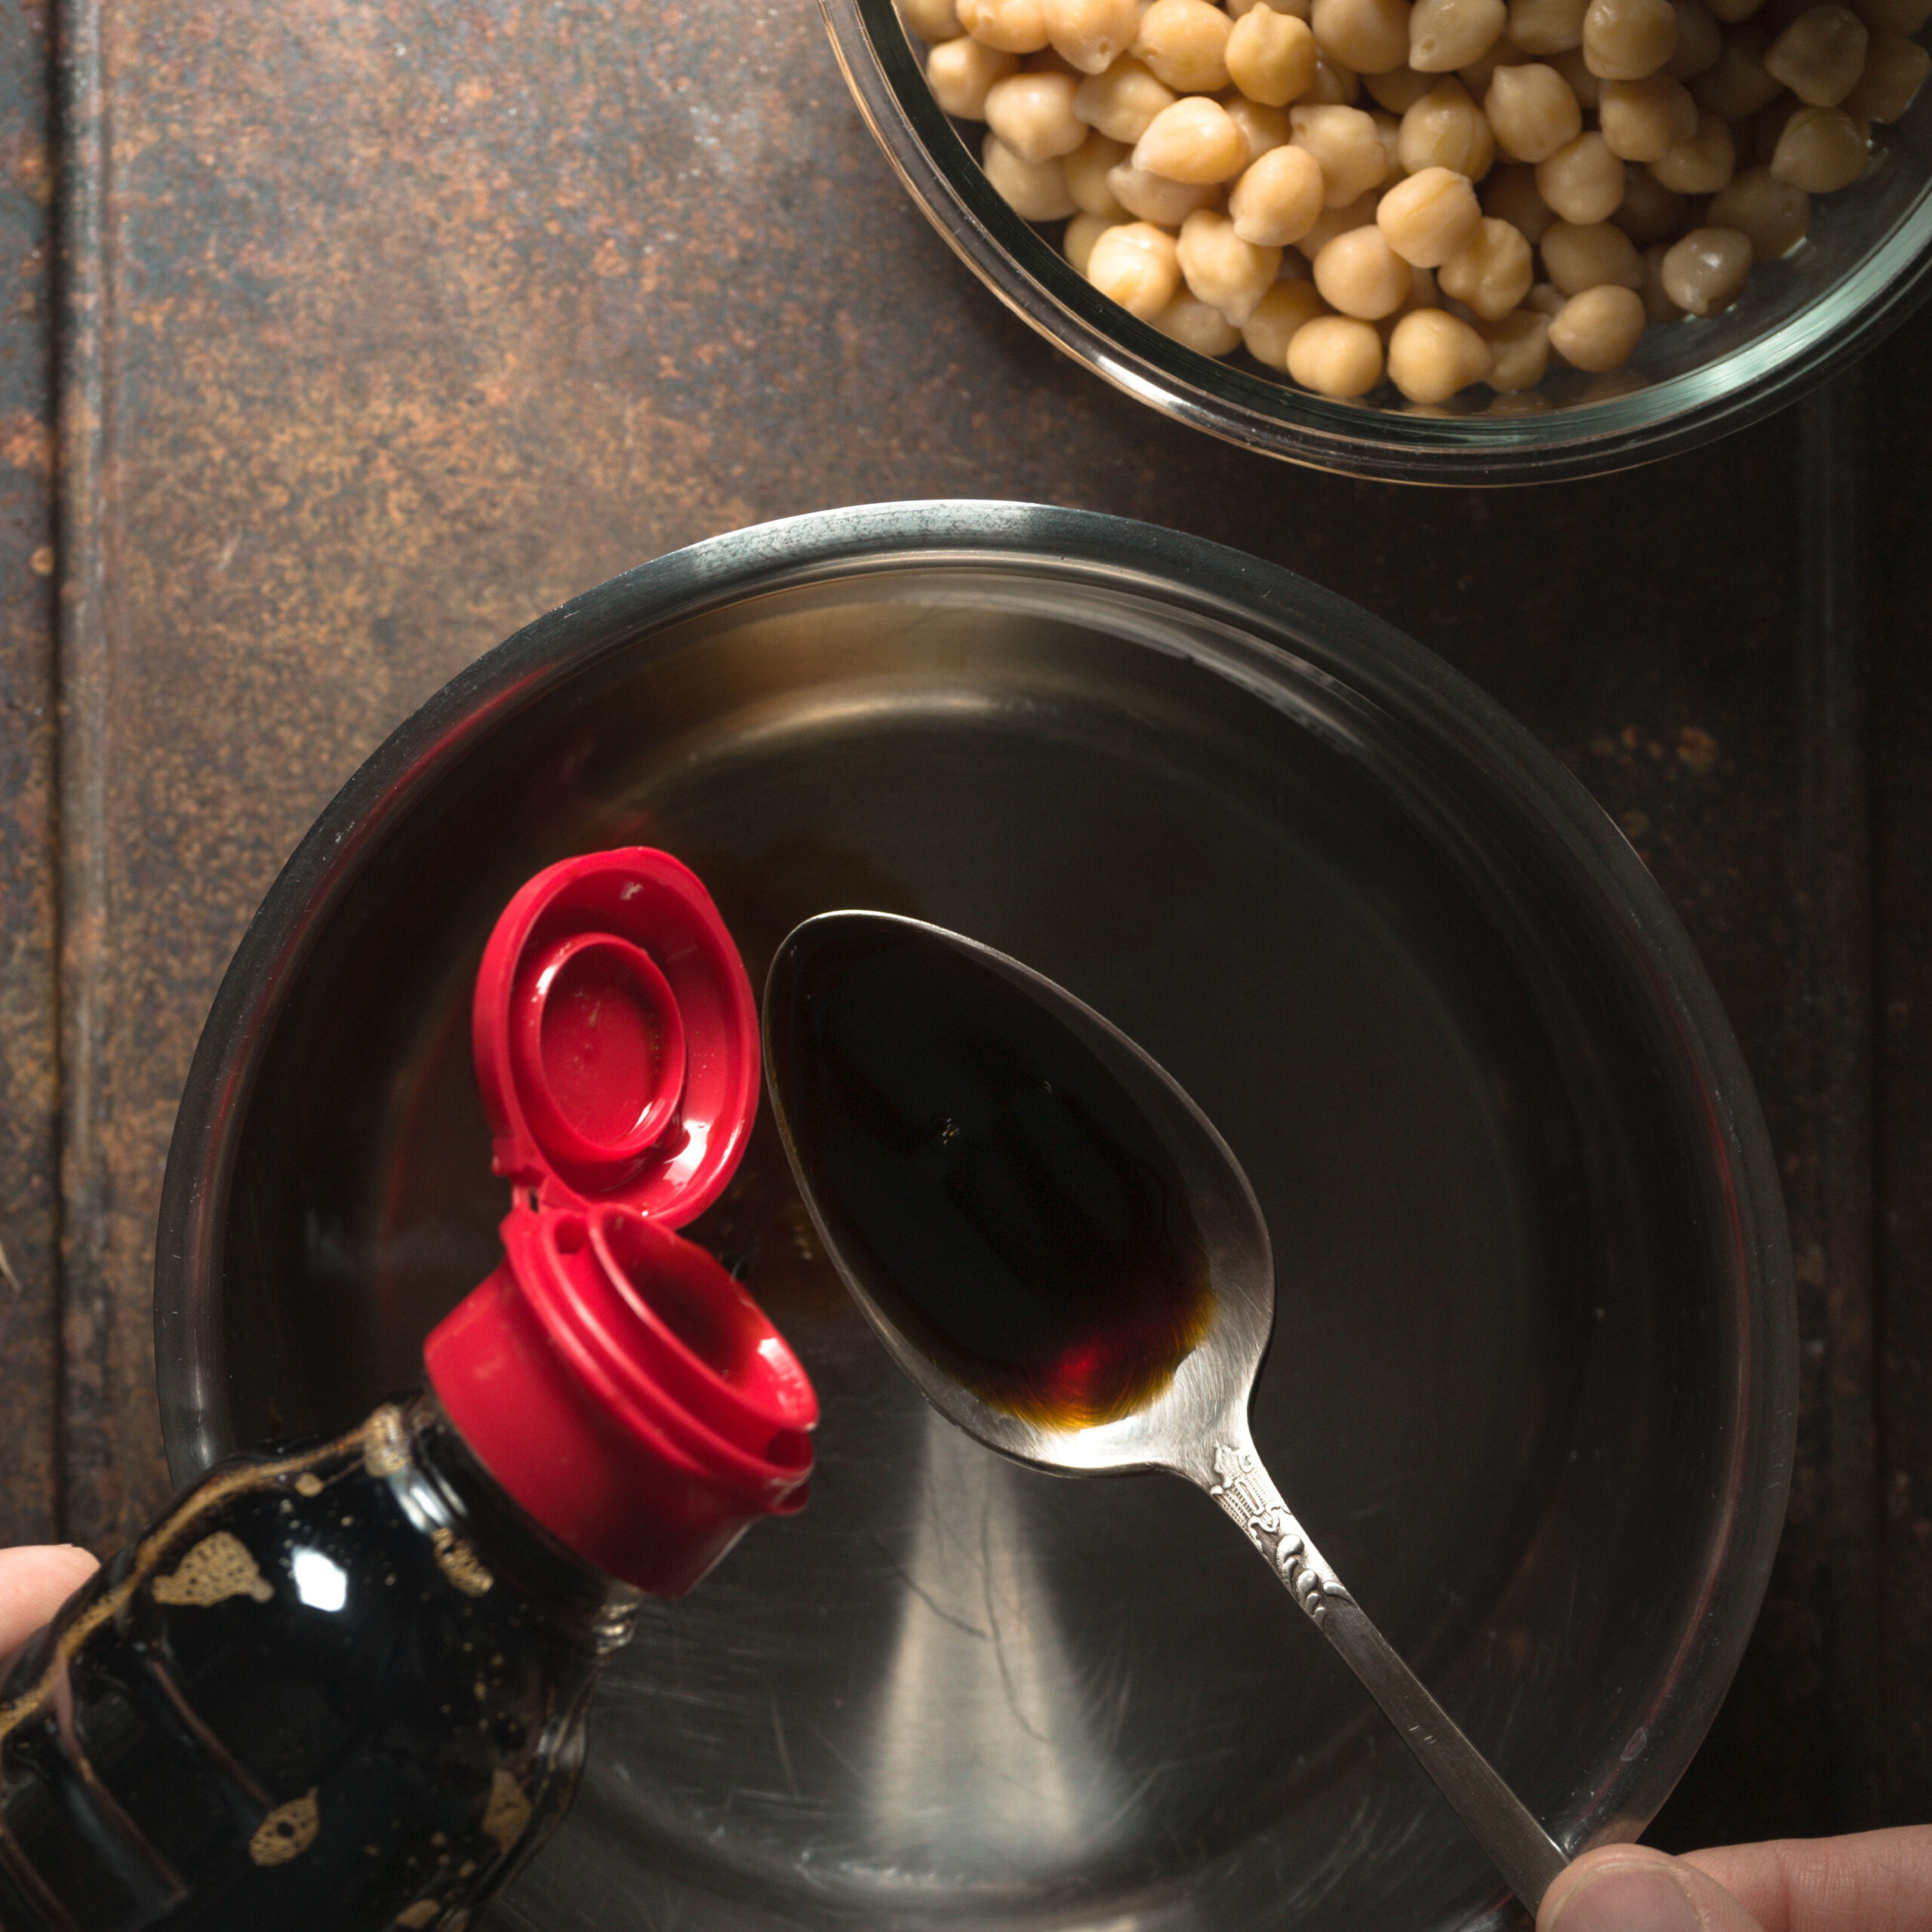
[1198, 1436, 1569, 1918]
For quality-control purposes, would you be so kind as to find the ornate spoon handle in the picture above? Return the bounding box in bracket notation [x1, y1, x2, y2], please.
[1198, 1435, 1570, 1917]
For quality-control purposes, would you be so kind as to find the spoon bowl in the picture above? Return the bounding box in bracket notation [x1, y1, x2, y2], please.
[764, 909, 1275, 1484]
[765, 909, 1571, 1915]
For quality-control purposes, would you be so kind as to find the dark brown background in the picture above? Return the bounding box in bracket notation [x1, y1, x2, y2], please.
[0, 0, 1925, 1854]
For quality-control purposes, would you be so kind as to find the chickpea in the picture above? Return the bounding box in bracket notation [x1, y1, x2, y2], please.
[1380, 260, 1442, 325]
[1043, 0, 1143, 70]
[1542, 216, 1647, 288]
[1551, 44, 1606, 99]
[1223, 94, 1297, 158]
[1460, 38, 1534, 88]
[983, 131, 1082, 214]
[1850, 0, 1932, 33]
[1243, 277, 1331, 364]
[1152, 288, 1247, 348]
[1537, 130, 1626, 217]
[959, 0, 1055, 52]
[1377, 165, 1485, 260]
[1309, 50, 1366, 97]
[1768, 101, 1868, 184]
[1065, 129, 1133, 210]
[1371, 107, 1406, 172]
[1292, 102, 1394, 198]
[1583, 0, 1679, 72]
[1220, 97, 1282, 158]
[1650, 107, 1737, 186]
[1509, 0, 1590, 52]
[1135, 95, 1254, 175]
[1690, 26, 1783, 112]
[929, 35, 1023, 115]
[1400, 78, 1500, 174]
[923, 0, 1927, 405]
[1483, 161, 1559, 235]
[1386, 307, 1494, 395]
[1764, 4, 1867, 100]
[1074, 56, 1180, 139]
[1844, 28, 1931, 118]
[1411, 0, 1511, 69]
[1436, 212, 1535, 309]
[1227, 5, 1322, 99]
[1598, 72, 1700, 154]
[903, 0, 965, 42]
[1313, 222, 1417, 310]
[1136, 0, 1235, 88]
[1666, 0, 1727, 72]
[1311, 0, 1413, 70]
[1106, 157, 1226, 217]
[1063, 208, 1121, 269]
[1641, 239, 1687, 312]
[1547, 281, 1647, 364]
[1086, 218, 1183, 310]
[1296, 184, 1385, 248]
[1659, 222, 1752, 308]
[1176, 205, 1287, 315]
[1479, 306, 1552, 384]
[1367, 63, 1440, 107]
[1612, 163, 1690, 238]
[1485, 61, 1585, 156]
[1707, 162, 1809, 252]
[1287, 312, 1387, 388]
[986, 69, 1090, 157]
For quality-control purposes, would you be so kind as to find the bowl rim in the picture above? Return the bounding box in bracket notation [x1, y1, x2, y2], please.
[155, 499, 1798, 1875]
[822, 0, 1932, 484]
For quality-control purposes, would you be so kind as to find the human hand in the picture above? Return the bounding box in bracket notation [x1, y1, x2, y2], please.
[1538, 1828, 1932, 1932]
[0, 1544, 100, 1663]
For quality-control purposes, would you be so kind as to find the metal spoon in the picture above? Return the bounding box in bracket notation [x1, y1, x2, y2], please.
[762, 910, 1570, 1917]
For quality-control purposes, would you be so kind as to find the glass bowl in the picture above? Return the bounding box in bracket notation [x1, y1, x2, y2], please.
[820, 0, 1932, 481]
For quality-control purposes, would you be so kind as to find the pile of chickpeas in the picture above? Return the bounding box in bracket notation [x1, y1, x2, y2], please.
[901, 0, 1929, 404]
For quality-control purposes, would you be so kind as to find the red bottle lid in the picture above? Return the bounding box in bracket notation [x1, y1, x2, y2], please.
[424, 849, 816, 1597]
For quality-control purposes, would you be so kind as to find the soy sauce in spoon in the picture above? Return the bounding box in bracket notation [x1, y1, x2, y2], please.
[764, 909, 1572, 1918]
[764, 915, 1212, 1428]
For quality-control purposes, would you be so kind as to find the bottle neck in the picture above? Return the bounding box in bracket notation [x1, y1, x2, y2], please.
[401, 1392, 643, 1655]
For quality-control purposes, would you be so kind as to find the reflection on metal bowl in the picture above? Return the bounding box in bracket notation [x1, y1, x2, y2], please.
[156, 502, 1795, 1932]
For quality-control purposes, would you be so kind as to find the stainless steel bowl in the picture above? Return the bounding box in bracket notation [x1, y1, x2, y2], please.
[822, 0, 1932, 482]
[155, 502, 1795, 1932]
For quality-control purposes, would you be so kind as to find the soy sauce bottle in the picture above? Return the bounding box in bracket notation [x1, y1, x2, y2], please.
[0, 851, 816, 1932]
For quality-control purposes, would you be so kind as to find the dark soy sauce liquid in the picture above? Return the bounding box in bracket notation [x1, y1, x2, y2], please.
[771, 922, 1212, 1427]
[0, 1398, 631, 1932]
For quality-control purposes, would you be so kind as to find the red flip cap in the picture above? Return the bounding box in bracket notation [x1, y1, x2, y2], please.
[423, 849, 816, 1596]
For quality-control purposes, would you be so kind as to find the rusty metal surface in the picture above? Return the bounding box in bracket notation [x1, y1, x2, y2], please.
[0, 0, 57, 1549]
[1869, 316, 1932, 1825]
[5, 0, 1925, 1850]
